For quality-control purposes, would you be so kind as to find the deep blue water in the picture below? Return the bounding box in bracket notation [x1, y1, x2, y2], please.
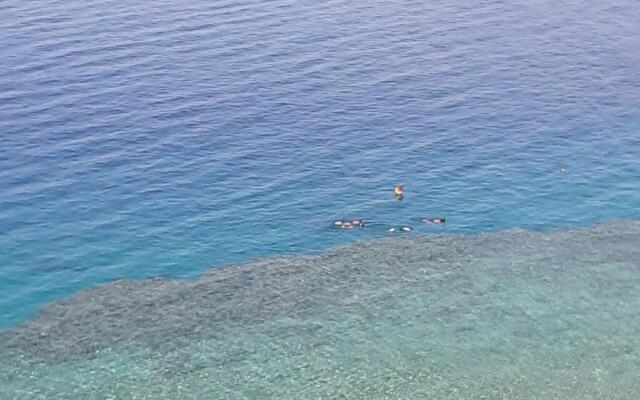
[1, 0, 639, 328]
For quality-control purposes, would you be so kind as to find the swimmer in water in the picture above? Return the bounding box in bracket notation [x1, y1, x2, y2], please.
[423, 217, 445, 225]
[388, 226, 412, 233]
[341, 222, 354, 229]
[394, 185, 405, 201]
[334, 219, 364, 229]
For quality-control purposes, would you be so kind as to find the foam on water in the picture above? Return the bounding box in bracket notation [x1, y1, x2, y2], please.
[2, 221, 640, 399]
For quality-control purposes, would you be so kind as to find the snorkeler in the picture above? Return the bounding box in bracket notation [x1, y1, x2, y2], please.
[334, 219, 365, 229]
[388, 226, 412, 233]
[394, 185, 405, 201]
[423, 217, 445, 225]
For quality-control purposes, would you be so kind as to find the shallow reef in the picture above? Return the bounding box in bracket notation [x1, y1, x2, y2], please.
[2, 221, 640, 399]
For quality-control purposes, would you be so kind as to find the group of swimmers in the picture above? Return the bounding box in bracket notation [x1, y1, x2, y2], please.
[334, 186, 445, 233]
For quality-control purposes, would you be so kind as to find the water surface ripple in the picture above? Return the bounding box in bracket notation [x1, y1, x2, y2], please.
[1, 0, 639, 335]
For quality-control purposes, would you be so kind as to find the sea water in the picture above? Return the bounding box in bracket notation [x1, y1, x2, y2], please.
[2, 222, 640, 398]
[1, 0, 640, 397]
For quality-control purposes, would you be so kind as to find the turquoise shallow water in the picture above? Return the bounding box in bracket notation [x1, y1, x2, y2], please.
[1, 0, 639, 327]
[2, 221, 640, 398]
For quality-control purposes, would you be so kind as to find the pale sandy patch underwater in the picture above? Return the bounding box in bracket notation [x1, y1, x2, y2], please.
[2, 220, 640, 399]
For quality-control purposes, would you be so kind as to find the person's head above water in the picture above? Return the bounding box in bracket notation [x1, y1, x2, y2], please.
[394, 185, 405, 200]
